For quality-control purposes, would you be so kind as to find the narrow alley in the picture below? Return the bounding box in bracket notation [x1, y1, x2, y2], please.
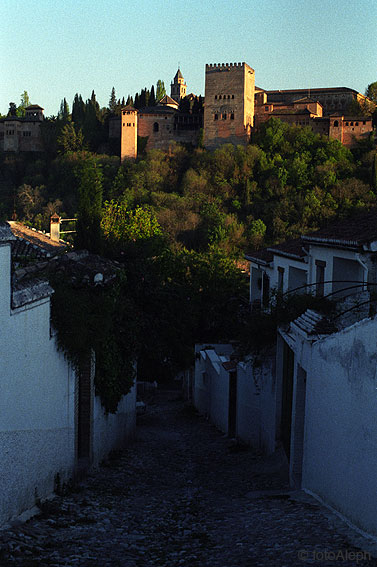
[0, 389, 375, 567]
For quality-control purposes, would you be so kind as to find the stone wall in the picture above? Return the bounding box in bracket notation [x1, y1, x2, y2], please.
[204, 63, 255, 150]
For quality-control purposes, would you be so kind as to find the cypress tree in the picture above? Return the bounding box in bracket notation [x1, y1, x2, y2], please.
[72, 94, 85, 128]
[109, 87, 117, 112]
[149, 85, 156, 106]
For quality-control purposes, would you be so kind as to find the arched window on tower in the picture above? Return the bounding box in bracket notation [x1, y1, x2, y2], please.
[334, 120, 339, 127]
[153, 122, 159, 133]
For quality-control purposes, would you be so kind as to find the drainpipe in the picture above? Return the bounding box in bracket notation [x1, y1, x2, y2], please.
[355, 254, 368, 291]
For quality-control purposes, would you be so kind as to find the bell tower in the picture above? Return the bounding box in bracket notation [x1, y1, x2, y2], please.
[170, 69, 187, 103]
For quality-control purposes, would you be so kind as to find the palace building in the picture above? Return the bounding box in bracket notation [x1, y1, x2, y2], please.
[1, 64, 374, 157]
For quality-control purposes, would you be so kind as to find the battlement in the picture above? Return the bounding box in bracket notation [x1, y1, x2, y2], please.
[206, 62, 254, 72]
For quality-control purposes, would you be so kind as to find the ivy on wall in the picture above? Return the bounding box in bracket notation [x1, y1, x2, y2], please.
[50, 272, 140, 413]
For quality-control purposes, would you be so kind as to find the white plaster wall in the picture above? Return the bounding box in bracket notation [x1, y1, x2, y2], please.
[0, 245, 76, 525]
[271, 256, 307, 294]
[193, 350, 210, 416]
[308, 245, 367, 297]
[92, 382, 136, 465]
[236, 356, 276, 453]
[236, 361, 261, 447]
[302, 318, 377, 536]
[208, 359, 229, 434]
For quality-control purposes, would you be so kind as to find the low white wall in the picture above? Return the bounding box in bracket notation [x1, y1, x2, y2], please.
[0, 245, 76, 525]
[208, 355, 229, 434]
[236, 355, 276, 453]
[193, 345, 233, 428]
[303, 318, 377, 536]
[92, 382, 136, 465]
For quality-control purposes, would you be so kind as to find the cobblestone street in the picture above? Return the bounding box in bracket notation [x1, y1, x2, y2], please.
[0, 390, 376, 567]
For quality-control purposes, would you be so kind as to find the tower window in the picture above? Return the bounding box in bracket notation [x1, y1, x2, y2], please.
[232, 95, 234, 99]
[219, 95, 222, 99]
[334, 120, 339, 127]
[228, 95, 230, 99]
[222, 113, 227, 120]
[215, 95, 217, 99]
[230, 113, 234, 120]
[153, 122, 159, 132]
[214, 114, 218, 120]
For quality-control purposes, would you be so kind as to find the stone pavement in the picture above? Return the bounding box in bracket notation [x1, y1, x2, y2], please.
[0, 390, 376, 567]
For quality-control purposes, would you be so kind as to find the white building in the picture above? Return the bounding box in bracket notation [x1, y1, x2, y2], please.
[243, 209, 377, 537]
[193, 344, 276, 453]
[246, 209, 377, 307]
[0, 224, 136, 526]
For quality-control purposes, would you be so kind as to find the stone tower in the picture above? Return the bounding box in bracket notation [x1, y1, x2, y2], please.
[170, 69, 187, 102]
[120, 106, 138, 160]
[203, 62, 255, 149]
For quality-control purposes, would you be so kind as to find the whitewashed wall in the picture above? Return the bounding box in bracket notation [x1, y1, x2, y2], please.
[92, 382, 136, 465]
[236, 355, 276, 453]
[193, 345, 233, 431]
[0, 243, 76, 526]
[302, 318, 377, 536]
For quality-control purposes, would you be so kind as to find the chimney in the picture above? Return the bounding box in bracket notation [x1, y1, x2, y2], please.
[50, 213, 61, 242]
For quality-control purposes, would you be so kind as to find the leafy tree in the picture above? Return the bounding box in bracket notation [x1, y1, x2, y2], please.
[101, 200, 165, 257]
[75, 157, 104, 253]
[17, 184, 45, 221]
[57, 122, 85, 153]
[365, 82, 377, 103]
[17, 91, 30, 117]
[8, 102, 17, 117]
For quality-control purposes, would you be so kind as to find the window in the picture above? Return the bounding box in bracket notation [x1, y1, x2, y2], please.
[345, 122, 349, 126]
[334, 120, 339, 127]
[222, 113, 227, 120]
[23, 131, 31, 137]
[228, 95, 230, 99]
[355, 122, 358, 126]
[265, 106, 269, 111]
[215, 95, 217, 99]
[123, 122, 125, 126]
[315, 260, 326, 297]
[214, 114, 218, 120]
[219, 95, 222, 99]
[232, 95, 234, 99]
[350, 122, 353, 126]
[153, 122, 159, 132]
[230, 113, 234, 120]
[363, 121, 366, 125]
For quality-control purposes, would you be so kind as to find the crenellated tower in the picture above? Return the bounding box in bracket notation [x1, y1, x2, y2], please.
[203, 62, 255, 149]
[120, 105, 138, 160]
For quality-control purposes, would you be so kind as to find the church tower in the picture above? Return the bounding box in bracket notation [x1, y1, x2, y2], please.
[170, 69, 187, 102]
[120, 106, 138, 160]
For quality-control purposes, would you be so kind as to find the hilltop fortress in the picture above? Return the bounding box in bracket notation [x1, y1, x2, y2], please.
[116, 61, 373, 159]
[1, 62, 374, 155]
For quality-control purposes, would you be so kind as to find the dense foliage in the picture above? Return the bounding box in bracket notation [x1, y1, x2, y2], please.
[2, 117, 376, 409]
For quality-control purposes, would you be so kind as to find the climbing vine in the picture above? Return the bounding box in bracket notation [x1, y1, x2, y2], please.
[50, 271, 140, 413]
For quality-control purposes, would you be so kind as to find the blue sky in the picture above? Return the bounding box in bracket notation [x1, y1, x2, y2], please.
[1, 0, 376, 116]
